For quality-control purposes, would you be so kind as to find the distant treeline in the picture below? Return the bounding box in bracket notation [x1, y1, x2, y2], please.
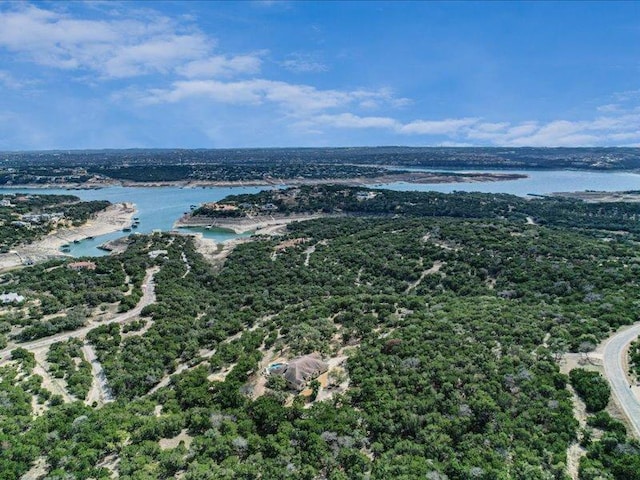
[0, 147, 638, 182]
[0, 162, 397, 185]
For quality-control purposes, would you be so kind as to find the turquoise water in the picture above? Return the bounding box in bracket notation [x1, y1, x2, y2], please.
[1, 169, 638, 257]
[0, 185, 268, 257]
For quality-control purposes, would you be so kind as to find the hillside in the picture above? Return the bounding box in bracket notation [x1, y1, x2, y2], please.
[2, 188, 640, 479]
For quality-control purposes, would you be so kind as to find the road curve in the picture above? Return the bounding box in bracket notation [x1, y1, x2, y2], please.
[0, 267, 159, 360]
[602, 323, 640, 438]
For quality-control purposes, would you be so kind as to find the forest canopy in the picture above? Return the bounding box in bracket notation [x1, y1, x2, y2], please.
[1, 187, 640, 479]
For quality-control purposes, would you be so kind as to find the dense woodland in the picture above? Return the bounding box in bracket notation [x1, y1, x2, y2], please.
[0, 245, 148, 349]
[1, 187, 640, 479]
[0, 163, 399, 185]
[0, 193, 110, 252]
[46, 339, 93, 400]
[195, 185, 640, 236]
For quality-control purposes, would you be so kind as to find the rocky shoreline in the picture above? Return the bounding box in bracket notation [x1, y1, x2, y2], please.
[0, 202, 136, 271]
[175, 213, 341, 234]
[0, 171, 527, 190]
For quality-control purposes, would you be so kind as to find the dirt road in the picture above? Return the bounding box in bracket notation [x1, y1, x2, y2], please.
[82, 343, 114, 406]
[0, 267, 159, 361]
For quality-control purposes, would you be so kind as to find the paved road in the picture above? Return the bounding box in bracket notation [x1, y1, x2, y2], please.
[0, 267, 159, 360]
[602, 323, 640, 438]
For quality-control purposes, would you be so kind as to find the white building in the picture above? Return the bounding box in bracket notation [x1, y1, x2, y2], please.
[1, 292, 25, 304]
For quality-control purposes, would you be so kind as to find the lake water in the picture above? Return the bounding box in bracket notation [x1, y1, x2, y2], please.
[0, 185, 266, 257]
[1, 169, 638, 257]
[376, 169, 640, 195]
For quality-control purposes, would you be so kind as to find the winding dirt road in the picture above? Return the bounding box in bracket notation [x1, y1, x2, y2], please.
[0, 267, 159, 362]
[602, 323, 640, 438]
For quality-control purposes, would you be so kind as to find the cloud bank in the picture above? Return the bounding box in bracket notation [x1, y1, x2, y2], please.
[0, 3, 638, 148]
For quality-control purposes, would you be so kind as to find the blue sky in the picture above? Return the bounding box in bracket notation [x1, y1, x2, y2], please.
[0, 1, 638, 150]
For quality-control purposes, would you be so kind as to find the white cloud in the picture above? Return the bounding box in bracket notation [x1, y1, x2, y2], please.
[3, 4, 636, 148]
[597, 103, 621, 113]
[504, 122, 540, 138]
[398, 118, 479, 135]
[614, 89, 640, 102]
[0, 4, 213, 78]
[0, 70, 24, 89]
[104, 35, 210, 77]
[303, 113, 399, 129]
[437, 141, 475, 147]
[505, 117, 640, 147]
[462, 110, 640, 147]
[178, 54, 263, 78]
[350, 88, 411, 109]
[139, 76, 640, 145]
[146, 79, 265, 105]
[138, 78, 406, 115]
[507, 130, 600, 147]
[608, 132, 640, 141]
[281, 53, 328, 73]
[472, 122, 510, 133]
[295, 107, 640, 147]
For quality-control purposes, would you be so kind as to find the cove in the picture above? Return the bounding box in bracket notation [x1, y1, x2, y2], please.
[1, 169, 638, 257]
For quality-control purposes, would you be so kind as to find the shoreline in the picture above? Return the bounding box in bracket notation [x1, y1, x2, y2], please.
[551, 191, 640, 203]
[176, 213, 343, 234]
[0, 171, 527, 190]
[0, 202, 136, 270]
[118, 172, 528, 188]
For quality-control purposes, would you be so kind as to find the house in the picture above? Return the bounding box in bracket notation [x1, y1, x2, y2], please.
[269, 353, 328, 391]
[21, 212, 64, 224]
[1, 292, 24, 304]
[356, 191, 377, 201]
[68, 261, 96, 271]
[0, 199, 12, 207]
[260, 203, 278, 211]
[203, 202, 238, 212]
[21, 214, 43, 223]
[148, 249, 168, 259]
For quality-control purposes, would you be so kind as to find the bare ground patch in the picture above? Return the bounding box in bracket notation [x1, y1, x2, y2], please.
[192, 235, 247, 270]
[32, 350, 73, 403]
[421, 233, 459, 251]
[159, 429, 193, 451]
[96, 453, 120, 478]
[20, 456, 48, 480]
[208, 363, 237, 383]
[82, 343, 114, 407]
[405, 260, 444, 294]
[565, 384, 588, 480]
